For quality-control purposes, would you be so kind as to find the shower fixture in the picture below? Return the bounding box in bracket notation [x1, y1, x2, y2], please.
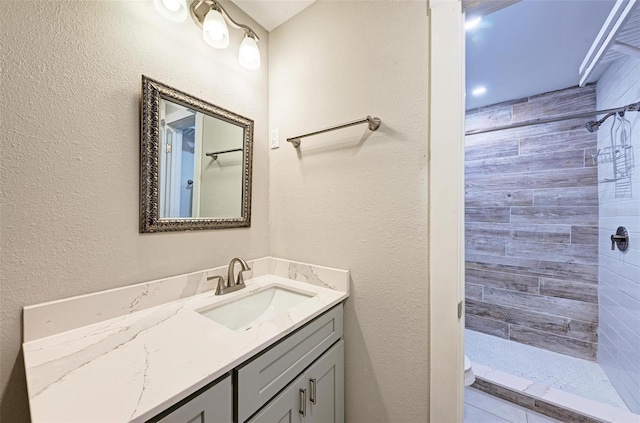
[585, 101, 640, 133]
[585, 112, 617, 133]
[467, 101, 639, 137]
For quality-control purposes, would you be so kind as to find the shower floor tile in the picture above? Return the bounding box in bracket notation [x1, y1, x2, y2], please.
[466, 329, 630, 410]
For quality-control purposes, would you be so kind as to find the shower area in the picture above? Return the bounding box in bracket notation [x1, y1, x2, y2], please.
[463, 4, 640, 418]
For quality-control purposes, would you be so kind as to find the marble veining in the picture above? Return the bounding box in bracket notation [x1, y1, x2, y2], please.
[289, 263, 336, 290]
[23, 259, 349, 423]
[129, 344, 151, 421]
[23, 257, 348, 342]
[31, 304, 185, 399]
[269, 257, 349, 292]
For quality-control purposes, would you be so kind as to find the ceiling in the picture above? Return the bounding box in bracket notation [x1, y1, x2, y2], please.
[230, 0, 616, 111]
[230, 0, 315, 32]
[466, 0, 615, 110]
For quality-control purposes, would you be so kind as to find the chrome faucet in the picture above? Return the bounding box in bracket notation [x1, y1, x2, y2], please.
[211, 257, 252, 295]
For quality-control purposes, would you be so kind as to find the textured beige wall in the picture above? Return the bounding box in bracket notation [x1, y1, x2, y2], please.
[268, 1, 430, 421]
[0, 1, 269, 421]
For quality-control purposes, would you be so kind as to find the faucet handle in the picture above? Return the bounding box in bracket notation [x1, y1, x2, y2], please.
[208, 275, 226, 295]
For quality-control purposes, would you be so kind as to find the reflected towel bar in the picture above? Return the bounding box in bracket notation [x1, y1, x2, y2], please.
[287, 116, 382, 148]
[205, 148, 243, 160]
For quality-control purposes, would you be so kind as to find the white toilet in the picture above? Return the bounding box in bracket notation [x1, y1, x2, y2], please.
[464, 355, 475, 386]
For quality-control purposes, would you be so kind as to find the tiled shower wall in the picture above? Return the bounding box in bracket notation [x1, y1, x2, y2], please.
[465, 85, 599, 361]
[596, 55, 640, 413]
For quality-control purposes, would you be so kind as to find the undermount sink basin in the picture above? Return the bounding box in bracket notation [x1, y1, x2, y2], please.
[198, 286, 316, 331]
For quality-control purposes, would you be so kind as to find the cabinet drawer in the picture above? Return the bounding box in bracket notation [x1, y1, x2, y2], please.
[150, 374, 232, 423]
[235, 304, 343, 422]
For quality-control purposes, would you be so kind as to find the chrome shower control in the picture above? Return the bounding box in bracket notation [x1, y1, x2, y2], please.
[611, 226, 629, 251]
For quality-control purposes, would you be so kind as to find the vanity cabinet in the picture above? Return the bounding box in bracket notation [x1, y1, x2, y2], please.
[151, 375, 232, 423]
[148, 304, 344, 423]
[248, 340, 344, 423]
[236, 304, 344, 423]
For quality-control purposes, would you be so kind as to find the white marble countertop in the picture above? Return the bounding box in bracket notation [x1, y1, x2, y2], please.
[23, 258, 349, 422]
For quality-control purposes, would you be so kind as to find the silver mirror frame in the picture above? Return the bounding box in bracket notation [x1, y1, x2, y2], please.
[140, 76, 253, 233]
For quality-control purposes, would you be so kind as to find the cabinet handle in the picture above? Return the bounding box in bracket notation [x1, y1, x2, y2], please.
[309, 378, 317, 404]
[299, 388, 307, 417]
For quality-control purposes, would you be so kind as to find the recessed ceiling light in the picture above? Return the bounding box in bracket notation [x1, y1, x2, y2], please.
[465, 16, 482, 30]
[472, 86, 487, 96]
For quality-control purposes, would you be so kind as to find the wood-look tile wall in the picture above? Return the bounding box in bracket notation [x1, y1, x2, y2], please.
[465, 85, 599, 361]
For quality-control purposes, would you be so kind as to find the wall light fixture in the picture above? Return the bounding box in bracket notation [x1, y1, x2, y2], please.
[154, 0, 261, 70]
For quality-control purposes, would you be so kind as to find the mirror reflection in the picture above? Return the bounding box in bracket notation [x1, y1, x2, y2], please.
[140, 76, 253, 233]
[159, 99, 245, 219]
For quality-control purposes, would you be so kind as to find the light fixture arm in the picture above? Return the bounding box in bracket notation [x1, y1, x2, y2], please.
[190, 0, 259, 41]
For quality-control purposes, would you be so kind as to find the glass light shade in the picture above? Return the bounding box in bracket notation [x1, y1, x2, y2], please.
[162, 0, 181, 12]
[153, 0, 188, 22]
[238, 36, 260, 70]
[203, 10, 230, 49]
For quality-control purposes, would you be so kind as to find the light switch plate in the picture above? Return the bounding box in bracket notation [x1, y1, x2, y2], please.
[270, 129, 280, 149]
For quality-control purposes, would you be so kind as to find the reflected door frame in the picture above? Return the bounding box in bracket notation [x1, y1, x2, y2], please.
[169, 130, 183, 218]
[160, 123, 177, 217]
[192, 113, 204, 218]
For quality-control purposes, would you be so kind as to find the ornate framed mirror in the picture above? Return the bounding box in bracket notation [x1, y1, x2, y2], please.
[140, 76, 253, 232]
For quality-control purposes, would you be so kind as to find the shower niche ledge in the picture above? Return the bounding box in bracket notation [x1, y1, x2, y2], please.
[21, 257, 349, 423]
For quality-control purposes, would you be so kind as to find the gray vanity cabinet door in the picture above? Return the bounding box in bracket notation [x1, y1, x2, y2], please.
[305, 341, 344, 423]
[248, 341, 344, 423]
[247, 374, 306, 423]
[236, 306, 343, 422]
[156, 375, 232, 423]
